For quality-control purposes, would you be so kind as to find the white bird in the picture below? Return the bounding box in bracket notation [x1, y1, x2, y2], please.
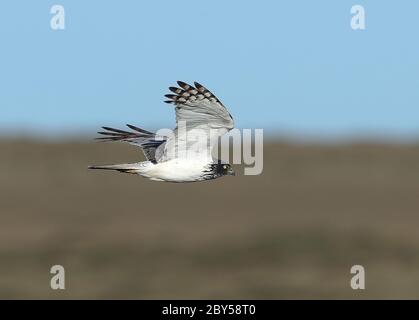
[89, 81, 235, 182]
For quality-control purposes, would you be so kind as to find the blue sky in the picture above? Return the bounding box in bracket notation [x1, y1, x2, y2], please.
[0, 1, 418, 139]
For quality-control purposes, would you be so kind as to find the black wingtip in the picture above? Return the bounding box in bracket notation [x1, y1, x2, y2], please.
[177, 80, 193, 90]
[194, 81, 205, 91]
[169, 86, 182, 94]
[95, 137, 115, 141]
[165, 94, 176, 99]
[126, 124, 153, 135]
[101, 126, 131, 134]
[97, 131, 118, 136]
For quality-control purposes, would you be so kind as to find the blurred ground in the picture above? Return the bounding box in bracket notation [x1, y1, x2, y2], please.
[0, 139, 419, 299]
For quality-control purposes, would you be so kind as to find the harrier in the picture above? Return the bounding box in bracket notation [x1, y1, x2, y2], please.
[89, 81, 235, 182]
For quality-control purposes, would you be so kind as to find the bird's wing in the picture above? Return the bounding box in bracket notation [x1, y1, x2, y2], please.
[96, 124, 166, 163]
[156, 81, 234, 162]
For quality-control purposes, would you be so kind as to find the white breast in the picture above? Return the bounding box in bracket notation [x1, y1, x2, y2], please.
[138, 159, 210, 182]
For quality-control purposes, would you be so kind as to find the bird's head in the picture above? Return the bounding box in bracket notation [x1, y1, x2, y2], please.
[213, 163, 235, 177]
[205, 162, 235, 180]
[222, 164, 236, 176]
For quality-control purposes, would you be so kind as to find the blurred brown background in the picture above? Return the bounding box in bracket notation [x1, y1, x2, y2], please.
[1, 139, 419, 299]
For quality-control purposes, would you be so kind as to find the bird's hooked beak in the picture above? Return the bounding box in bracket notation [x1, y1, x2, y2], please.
[228, 167, 236, 176]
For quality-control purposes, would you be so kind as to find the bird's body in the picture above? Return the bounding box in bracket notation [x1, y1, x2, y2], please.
[140, 159, 209, 182]
[89, 81, 235, 183]
[91, 159, 225, 182]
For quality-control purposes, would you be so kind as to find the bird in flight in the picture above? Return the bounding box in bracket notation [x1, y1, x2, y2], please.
[89, 81, 235, 182]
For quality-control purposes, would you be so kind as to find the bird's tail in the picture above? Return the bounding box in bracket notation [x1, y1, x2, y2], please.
[88, 163, 143, 174]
